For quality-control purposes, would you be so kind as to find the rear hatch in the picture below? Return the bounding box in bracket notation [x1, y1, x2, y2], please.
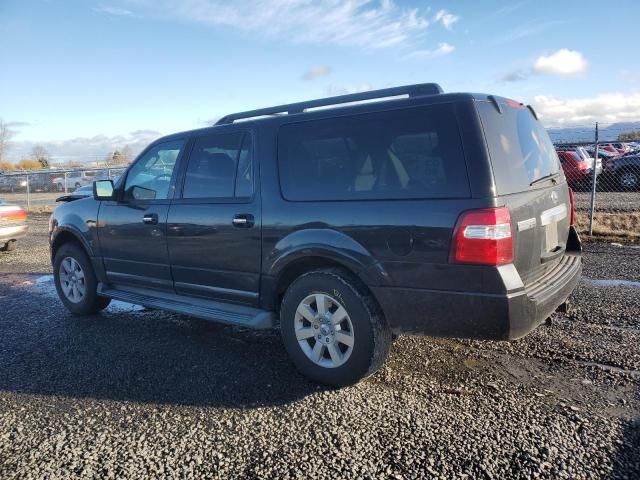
[476, 99, 572, 288]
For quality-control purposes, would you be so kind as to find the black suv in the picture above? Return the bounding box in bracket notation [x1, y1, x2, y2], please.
[49, 84, 582, 386]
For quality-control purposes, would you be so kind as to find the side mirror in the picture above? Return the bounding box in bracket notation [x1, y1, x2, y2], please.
[93, 180, 115, 200]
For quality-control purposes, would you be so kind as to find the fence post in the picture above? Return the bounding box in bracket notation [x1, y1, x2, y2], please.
[64, 171, 68, 194]
[26, 174, 31, 210]
[588, 122, 599, 235]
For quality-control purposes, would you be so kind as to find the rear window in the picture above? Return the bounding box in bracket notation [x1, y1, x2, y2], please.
[477, 101, 560, 194]
[278, 104, 470, 201]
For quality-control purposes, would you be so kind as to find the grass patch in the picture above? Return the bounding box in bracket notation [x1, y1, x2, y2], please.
[575, 211, 640, 241]
[27, 205, 55, 214]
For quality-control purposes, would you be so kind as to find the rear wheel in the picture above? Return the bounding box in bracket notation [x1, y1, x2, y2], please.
[280, 268, 391, 386]
[53, 243, 110, 315]
[619, 169, 639, 190]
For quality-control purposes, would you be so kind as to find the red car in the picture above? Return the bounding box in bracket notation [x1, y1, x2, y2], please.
[0, 199, 28, 251]
[557, 150, 599, 190]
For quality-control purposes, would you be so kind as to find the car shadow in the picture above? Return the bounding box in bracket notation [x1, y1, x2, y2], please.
[0, 275, 323, 408]
[612, 414, 640, 478]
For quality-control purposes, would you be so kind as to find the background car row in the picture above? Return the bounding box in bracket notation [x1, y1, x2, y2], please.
[556, 141, 640, 191]
[0, 169, 111, 193]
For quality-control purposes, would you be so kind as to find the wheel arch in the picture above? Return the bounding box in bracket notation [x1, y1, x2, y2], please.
[263, 229, 390, 312]
[51, 227, 92, 262]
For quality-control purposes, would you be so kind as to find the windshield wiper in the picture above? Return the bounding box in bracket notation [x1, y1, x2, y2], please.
[530, 172, 560, 187]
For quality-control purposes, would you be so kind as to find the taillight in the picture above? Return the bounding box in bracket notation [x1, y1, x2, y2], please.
[576, 161, 589, 171]
[0, 206, 27, 222]
[449, 207, 514, 266]
[568, 187, 575, 226]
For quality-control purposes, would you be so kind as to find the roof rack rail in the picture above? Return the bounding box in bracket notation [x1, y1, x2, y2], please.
[215, 83, 443, 125]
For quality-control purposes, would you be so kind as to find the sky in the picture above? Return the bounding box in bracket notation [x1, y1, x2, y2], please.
[1, 0, 640, 162]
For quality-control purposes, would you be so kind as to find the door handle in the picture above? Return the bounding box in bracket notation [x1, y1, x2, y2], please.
[232, 214, 254, 228]
[143, 213, 159, 225]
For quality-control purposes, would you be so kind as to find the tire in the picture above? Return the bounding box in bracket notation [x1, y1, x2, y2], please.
[280, 268, 391, 386]
[53, 242, 111, 315]
[619, 169, 639, 190]
[1, 240, 17, 252]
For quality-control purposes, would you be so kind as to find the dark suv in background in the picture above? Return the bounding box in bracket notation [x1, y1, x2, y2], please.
[49, 84, 582, 386]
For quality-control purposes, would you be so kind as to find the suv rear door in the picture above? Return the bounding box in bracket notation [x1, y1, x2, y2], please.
[166, 130, 261, 306]
[476, 100, 572, 287]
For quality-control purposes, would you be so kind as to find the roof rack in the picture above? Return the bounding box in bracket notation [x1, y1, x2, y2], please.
[215, 83, 443, 125]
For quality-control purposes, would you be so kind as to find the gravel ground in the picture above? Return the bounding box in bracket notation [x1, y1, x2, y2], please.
[0, 215, 638, 479]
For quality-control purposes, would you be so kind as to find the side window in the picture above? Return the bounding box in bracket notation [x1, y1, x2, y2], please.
[124, 140, 184, 200]
[277, 104, 469, 201]
[182, 131, 253, 199]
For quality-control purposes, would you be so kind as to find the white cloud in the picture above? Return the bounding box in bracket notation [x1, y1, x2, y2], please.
[126, 0, 435, 49]
[433, 9, 459, 30]
[533, 49, 588, 76]
[8, 130, 162, 163]
[93, 5, 135, 17]
[532, 92, 640, 125]
[302, 64, 332, 81]
[403, 42, 455, 59]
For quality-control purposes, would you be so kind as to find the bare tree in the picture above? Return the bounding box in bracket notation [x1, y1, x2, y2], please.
[110, 149, 127, 165]
[31, 145, 50, 168]
[0, 119, 17, 162]
[121, 145, 133, 164]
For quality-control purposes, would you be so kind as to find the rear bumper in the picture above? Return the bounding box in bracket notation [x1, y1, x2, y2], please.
[371, 252, 582, 341]
[0, 224, 28, 244]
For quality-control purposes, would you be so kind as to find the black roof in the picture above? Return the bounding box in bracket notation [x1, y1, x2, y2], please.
[155, 83, 519, 144]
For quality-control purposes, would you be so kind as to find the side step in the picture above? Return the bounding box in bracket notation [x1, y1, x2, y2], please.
[98, 283, 275, 329]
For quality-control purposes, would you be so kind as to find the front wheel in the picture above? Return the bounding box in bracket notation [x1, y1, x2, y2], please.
[53, 243, 111, 315]
[280, 269, 391, 386]
[1, 240, 17, 252]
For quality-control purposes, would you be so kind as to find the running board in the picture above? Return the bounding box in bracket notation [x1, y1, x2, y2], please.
[97, 283, 275, 329]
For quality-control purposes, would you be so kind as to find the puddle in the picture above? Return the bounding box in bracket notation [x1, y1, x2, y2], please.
[33, 274, 144, 313]
[578, 361, 640, 378]
[106, 300, 146, 313]
[582, 278, 640, 289]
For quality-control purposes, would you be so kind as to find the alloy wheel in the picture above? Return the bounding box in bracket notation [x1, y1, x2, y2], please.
[621, 171, 638, 189]
[294, 293, 354, 368]
[59, 257, 86, 303]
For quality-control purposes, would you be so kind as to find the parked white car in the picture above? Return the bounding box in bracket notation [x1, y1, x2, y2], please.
[51, 171, 94, 192]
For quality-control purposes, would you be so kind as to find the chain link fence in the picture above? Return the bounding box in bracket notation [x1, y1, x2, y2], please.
[0, 167, 126, 210]
[551, 123, 640, 240]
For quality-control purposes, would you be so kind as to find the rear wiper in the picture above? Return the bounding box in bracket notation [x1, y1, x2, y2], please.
[530, 172, 560, 187]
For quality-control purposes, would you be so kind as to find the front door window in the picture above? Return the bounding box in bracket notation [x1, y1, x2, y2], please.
[124, 140, 184, 200]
